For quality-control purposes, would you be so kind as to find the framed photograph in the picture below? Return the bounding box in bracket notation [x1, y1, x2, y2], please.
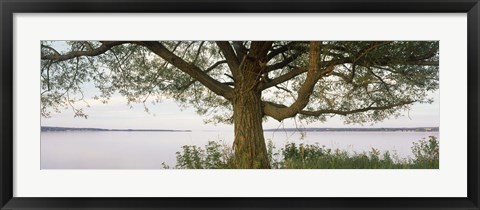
[1, 0, 479, 209]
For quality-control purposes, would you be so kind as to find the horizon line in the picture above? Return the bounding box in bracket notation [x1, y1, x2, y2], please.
[41, 125, 440, 130]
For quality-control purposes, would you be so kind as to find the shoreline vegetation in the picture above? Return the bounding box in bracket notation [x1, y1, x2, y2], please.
[41, 126, 438, 132]
[166, 136, 439, 169]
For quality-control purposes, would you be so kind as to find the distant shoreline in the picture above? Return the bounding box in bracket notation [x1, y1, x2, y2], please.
[264, 127, 438, 132]
[41, 126, 191, 132]
[41, 126, 438, 133]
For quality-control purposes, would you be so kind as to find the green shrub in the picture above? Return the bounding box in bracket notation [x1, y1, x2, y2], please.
[410, 136, 439, 168]
[267, 139, 281, 169]
[175, 141, 233, 169]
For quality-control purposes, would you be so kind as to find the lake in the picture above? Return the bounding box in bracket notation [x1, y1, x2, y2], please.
[40, 130, 439, 169]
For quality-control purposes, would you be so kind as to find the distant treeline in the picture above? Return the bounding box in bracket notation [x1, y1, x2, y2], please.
[41, 126, 191, 132]
[264, 127, 439, 132]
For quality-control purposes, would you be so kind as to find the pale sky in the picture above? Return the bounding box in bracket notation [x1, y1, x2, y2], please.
[41, 89, 440, 131]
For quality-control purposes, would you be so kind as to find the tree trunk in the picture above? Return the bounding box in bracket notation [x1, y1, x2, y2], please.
[232, 90, 270, 169]
[231, 54, 270, 169]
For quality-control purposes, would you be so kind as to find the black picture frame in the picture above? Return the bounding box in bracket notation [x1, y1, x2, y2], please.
[1, 0, 479, 209]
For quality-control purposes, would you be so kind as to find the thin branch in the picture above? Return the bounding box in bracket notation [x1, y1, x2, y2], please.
[265, 53, 302, 72]
[403, 60, 439, 66]
[176, 60, 227, 91]
[298, 100, 415, 116]
[206, 60, 228, 72]
[330, 72, 351, 82]
[193, 41, 205, 64]
[368, 68, 394, 98]
[222, 82, 235, 86]
[353, 42, 393, 64]
[41, 41, 129, 61]
[266, 42, 307, 60]
[273, 85, 292, 93]
[224, 73, 235, 81]
[181, 41, 196, 58]
[41, 44, 61, 56]
[257, 67, 307, 91]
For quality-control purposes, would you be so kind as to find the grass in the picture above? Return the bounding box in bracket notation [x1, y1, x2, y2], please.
[165, 136, 439, 169]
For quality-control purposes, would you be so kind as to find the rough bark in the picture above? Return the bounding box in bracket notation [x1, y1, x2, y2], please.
[232, 90, 269, 168]
[231, 45, 271, 169]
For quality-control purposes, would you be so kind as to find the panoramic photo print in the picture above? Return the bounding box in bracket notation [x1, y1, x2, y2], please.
[40, 41, 439, 169]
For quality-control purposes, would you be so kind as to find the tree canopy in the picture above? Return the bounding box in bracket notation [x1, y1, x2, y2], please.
[41, 41, 438, 123]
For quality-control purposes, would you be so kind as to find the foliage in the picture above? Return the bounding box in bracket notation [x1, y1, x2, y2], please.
[170, 136, 439, 169]
[41, 41, 439, 124]
[411, 136, 439, 168]
[175, 141, 233, 169]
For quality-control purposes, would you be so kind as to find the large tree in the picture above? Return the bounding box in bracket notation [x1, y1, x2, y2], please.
[41, 41, 439, 168]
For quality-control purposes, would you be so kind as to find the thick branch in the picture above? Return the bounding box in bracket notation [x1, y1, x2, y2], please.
[232, 41, 247, 61]
[261, 41, 322, 120]
[140, 41, 233, 100]
[216, 41, 240, 77]
[250, 41, 274, 60]
[263, 100, 415, 121]
[41, 41, 128, 61]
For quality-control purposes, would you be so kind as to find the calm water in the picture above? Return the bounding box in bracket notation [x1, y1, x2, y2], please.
[40, 131, 439, 169]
